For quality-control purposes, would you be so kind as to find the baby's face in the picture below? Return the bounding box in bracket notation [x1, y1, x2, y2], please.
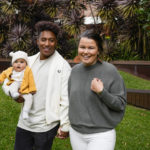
[13, 59, 27, 72]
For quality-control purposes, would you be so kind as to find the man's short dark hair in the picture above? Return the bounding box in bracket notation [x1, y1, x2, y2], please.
[35, 21, 60, 38]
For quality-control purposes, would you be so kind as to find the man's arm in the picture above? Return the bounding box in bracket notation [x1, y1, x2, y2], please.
[57, 61, 71, 139]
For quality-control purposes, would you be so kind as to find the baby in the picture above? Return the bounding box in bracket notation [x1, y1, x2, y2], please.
[0, 51, 36, 119]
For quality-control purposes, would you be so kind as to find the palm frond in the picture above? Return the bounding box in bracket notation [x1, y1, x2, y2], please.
[8, 24, 32, 51]
[117, 0, 140, 19]
[0, 0, 18, 16]
[1, 42, 13, 58]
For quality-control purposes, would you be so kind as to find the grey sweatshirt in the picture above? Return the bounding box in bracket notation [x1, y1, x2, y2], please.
[68, 61, 127, 134]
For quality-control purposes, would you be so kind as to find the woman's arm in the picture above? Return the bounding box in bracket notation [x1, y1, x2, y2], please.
[91, 76, 126, 111]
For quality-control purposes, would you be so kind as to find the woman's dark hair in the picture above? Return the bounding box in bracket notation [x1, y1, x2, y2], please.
[35, 21, 60, 38]
[79, 29, 103, 52]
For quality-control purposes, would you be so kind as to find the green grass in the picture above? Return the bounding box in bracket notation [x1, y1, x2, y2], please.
[0, 71, 150, 150]
[119, 70, 150, 90]
[0, 87, 21, 150]
[115, 105, 150, 150]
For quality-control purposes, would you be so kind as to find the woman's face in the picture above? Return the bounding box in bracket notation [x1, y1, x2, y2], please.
[78, 37, 99, 66]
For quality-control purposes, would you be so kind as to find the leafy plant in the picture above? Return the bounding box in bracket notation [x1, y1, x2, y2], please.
[8, 24, 32, 51]
[63, 0, 86, 36]
[0, 0, 150, 60]
[96, 0, 150, 60]
[0, 0, 86, 58]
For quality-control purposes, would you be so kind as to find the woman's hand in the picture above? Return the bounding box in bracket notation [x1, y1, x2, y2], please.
[56, 128, 69, 139]
[91, 78, 104, 94]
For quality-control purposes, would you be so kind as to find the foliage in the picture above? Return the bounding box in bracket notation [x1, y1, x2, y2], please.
[0, 0, 150, 60]
[138, 0, 150, 35]
[8, 24, 32, 50]
[57, 32, 78, 59]
[104, 40, 140, 61]
[96, 0, 150, 60]
[0, 0, 86, 58]
[62, 0, 85, 36]
[97, 0, 119, 31]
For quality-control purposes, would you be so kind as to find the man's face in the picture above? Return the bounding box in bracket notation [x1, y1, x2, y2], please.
[37, 30, 57, 60]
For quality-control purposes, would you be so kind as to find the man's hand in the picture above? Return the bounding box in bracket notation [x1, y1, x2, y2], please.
[15, 95, 25, 103]
[56, 128, 69, 139]
[9, 92, 24, 103]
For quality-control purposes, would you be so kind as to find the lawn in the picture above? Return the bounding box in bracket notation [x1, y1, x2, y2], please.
[119, 71, 150, 90]
[0, 71, 150, 150]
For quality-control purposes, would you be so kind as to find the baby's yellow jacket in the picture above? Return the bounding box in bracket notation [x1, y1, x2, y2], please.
[0, 66, 36, 94]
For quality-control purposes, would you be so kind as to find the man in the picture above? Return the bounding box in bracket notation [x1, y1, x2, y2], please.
[14, 21, 71, 150]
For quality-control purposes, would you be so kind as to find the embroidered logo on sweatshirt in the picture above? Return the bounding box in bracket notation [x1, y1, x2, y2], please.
[57, 70, 61, 73]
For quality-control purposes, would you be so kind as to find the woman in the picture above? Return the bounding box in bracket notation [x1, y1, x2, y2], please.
[68, 29, 127, 150]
